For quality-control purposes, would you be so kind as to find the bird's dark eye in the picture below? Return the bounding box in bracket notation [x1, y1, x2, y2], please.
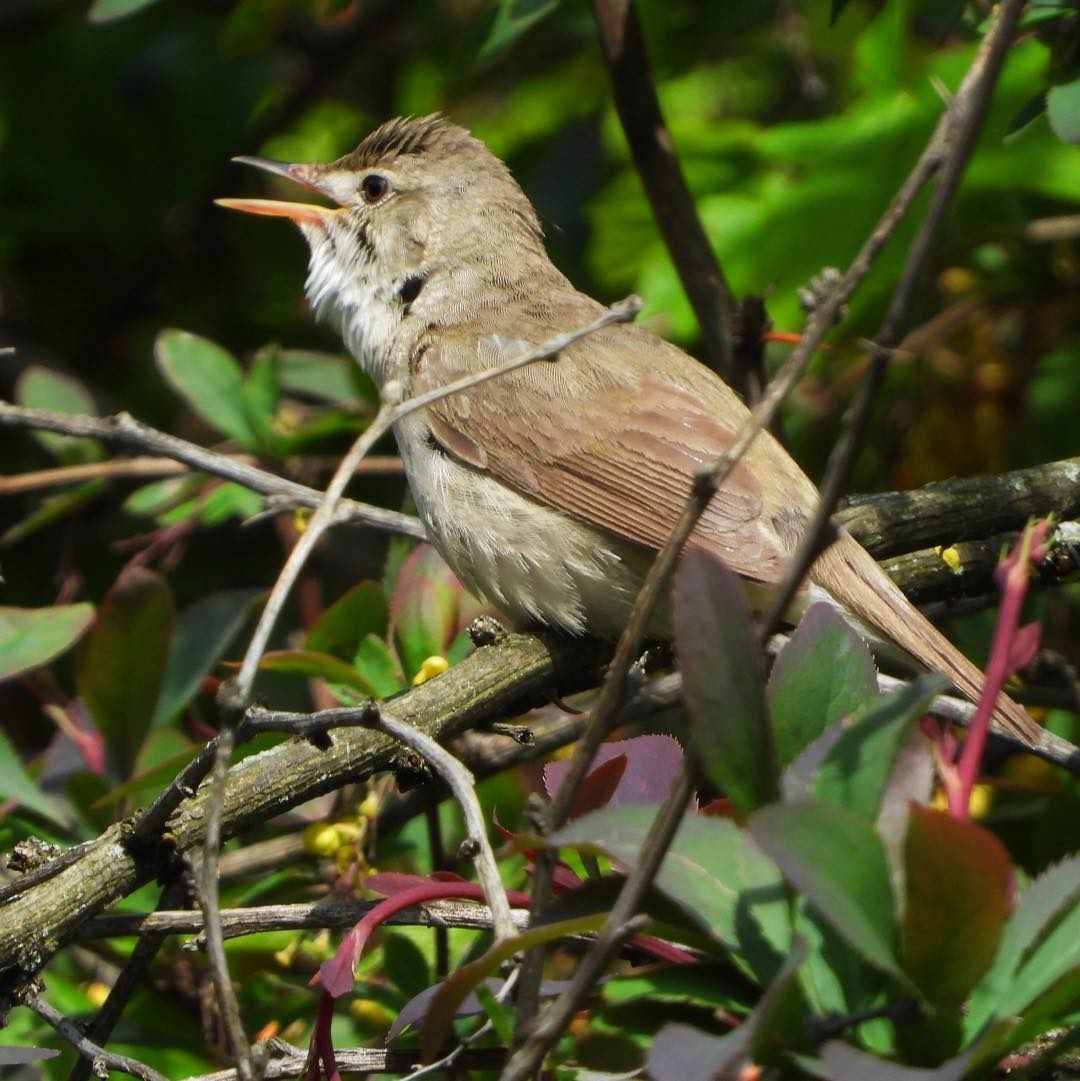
[360, 174, 390, 203]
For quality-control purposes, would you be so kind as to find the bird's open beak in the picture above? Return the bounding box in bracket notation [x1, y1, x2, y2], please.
[216, 156, 340, 227]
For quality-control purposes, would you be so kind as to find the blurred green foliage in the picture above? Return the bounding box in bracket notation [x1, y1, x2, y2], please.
[1, 0, 1079, 1076]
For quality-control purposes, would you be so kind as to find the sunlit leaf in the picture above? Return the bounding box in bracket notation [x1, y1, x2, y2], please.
[258, 649, 379, 695]
[750, 801, 905, 985]
[155, 329, 260, 447]
[768, 603, 879, 767]
[352, 634, 405, 698]
[548, 805, 788, 978]
[390, 544, 462, 680]
[965, 854, 1080, 1038]
[306, 581, 389, 660]
[0, 603, 95, 682]
[544, 735, 685, 809]
[813, 675, 944, 819]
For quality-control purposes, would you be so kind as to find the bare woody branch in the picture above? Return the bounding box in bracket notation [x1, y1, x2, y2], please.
[0, 630, 604, 999]
[838, 457, 1080, 558]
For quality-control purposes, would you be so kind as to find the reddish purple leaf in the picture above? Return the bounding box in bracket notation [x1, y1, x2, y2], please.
[569, 755, 628, 819]
[544, 735, 685, 808]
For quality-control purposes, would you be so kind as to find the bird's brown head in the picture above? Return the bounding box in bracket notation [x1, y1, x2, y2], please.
[218, 115, 547, 382]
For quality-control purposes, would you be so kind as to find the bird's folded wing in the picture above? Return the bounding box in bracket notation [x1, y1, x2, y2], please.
[418, 328, 789, 583]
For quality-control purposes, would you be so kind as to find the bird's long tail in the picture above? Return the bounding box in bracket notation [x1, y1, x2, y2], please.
[810, 532, 1039, 746]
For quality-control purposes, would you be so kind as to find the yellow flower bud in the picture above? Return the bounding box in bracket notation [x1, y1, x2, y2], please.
[304, 822, 342, 858]
[412, 655, 449, 685]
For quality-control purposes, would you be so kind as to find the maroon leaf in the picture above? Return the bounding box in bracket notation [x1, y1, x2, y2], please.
[902, 805, 1013, 1006]
[570, 755, 627, 819]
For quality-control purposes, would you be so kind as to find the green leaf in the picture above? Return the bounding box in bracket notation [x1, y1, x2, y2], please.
[749, 801, 905, 985]
[1047, 75, 1080, 145]
[813, 675, 945, 820]
[478, 0, 559, 60]
[767, 603, 879, 767]
[241, 349, 282, 453]
[966, 854, 1080, 1038]
[15, 367, 102, 464]
[548, 805, 788, 979]
[197, 482, 263, 525]
[151, 590, 261, 728]
[258, 649, 379, 695]
[306, 582, 389, 660]
[352, 634, 405, 699]
[77, 568, 174, 779]
[87, 0, 163, 21]
[0, 603, 95, 682]
[155, 329, 259, 447]
[902, 807, 1012, 1008]
[673, 548, 778, 813]
[0, 727, 72, 828]
[276, 348, 375, 404]
[122, 476, 205, 519]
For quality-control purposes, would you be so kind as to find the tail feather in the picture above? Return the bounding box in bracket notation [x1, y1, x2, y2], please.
[810, 533, 1039, 746]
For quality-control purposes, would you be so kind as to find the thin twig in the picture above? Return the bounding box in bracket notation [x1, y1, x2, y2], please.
[760, 0, 1027, 638]
[0, 403, 424, 539]
[590, 0, 738, 390]
[0, 455, 404, 497]
[29, 996, 170, 1081]
[189, 729, 255, 1081]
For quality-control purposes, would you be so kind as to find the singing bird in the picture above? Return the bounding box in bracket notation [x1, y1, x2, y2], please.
[219, 114, 1038, 745]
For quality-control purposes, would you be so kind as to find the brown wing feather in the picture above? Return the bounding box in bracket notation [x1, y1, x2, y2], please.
[418, 325, 790, 583]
